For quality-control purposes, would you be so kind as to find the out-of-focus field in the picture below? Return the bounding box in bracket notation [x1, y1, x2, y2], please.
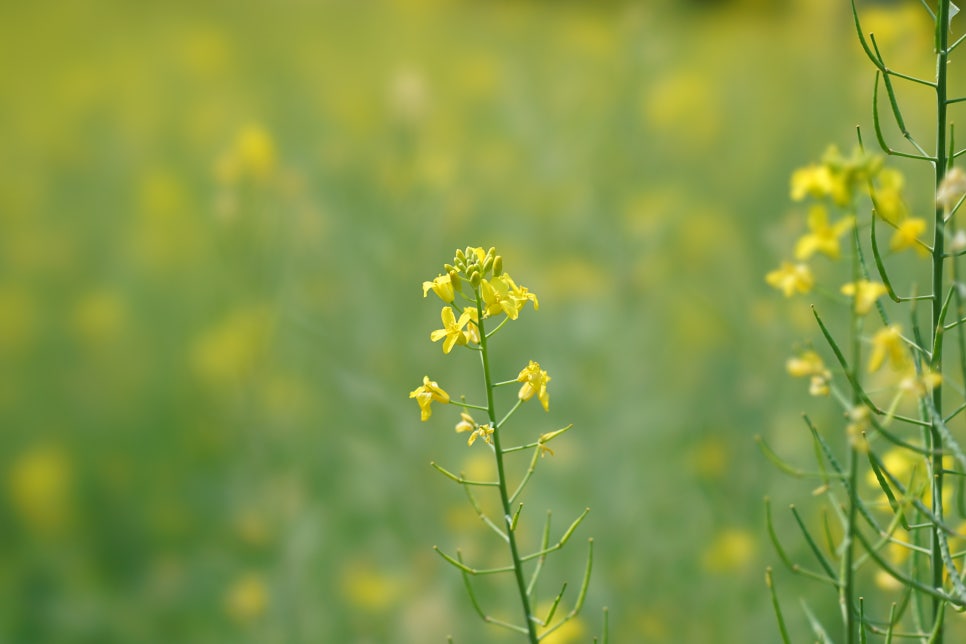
[0, 0, 956, 641]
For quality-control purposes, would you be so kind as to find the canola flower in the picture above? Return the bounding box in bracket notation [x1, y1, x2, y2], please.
[409, 246, 599, 643]
[761, 17, 966, 637]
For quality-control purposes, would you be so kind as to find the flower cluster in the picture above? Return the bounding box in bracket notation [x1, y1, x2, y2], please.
[409, 247, 592, 642]
[766, 145, 926, 303]
[410, 246, 551, 443]
[767, 149, 938, 400]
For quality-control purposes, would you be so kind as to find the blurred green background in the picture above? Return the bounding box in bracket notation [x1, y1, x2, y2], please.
[0, 0, 954, 641]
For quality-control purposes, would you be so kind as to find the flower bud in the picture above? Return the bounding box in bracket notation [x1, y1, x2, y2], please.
[470, 271, 482, 287]
[482, 255, 494, 275]
[493, 255, 503, 276]
[448, 269, 462, 292]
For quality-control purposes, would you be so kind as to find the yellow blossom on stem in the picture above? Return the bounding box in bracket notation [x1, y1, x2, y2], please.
[786, 350, 831, 396]
[791, 163, 836, 202]
[517, 360, 551, 411]
[868, 325, 909, 372]
[422, 274, 455, 303]
[889, 217, 928, 255]
[455, 411, 475, 434]
[846, 405, 871, 453]
[467, 424, 494, 447]
[462, 306, 480, 344]
[410, 376, 449, 421]
[841, 280, 888, 316]
[871, 168, 907, 226]
[794, 205, 854, 260]
[481, 273, 537, 320]
[765, 262, 814, 297]
[898, 366, 942, 398]
[430, 307, 472, 354]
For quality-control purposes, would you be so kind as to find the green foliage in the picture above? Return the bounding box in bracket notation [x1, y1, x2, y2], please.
[0, 0, 945, 642]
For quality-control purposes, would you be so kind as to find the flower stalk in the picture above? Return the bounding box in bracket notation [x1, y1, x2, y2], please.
[411, 246, 602, 642]
[762, 2, 966, 640]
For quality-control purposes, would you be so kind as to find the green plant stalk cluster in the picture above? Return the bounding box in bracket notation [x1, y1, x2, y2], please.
[763, 1, 966, 642]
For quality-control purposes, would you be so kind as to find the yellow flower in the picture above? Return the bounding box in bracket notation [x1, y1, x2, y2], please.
[224, 573, 268, 622]
[765, 262, 814, 297]
[422, 273, 455, 303]
[898, 366, 942, 398]
[794, 205, 854, 260]
[786, 350, 831, 397]
[410, 376, 449, 421]
[430, 307, 472, 353]
[890, 217, 928, 255]
[505, 273, 539, 312]
[517, 360, 551, 411]
[467, 424, 494, 446]
[462, 306, 480, 344]
[477, 270, 538, 321]
[846, 405, 871, 452]
[790, 164, 836, 202]
[841, 280, 888, 315]
[868, 325, 908, 372]
[481, 274, 518, 319]
[455, 411, 476, 435]
[786, 350, 826, 377]
[454, 411, 493, 445]
[872, 168, 907, 225]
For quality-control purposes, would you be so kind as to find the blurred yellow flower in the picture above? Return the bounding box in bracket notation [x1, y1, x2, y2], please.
[7, 444, 72, 535]
[215, 124, 277, 184]
[841, 280, 888, 315]
[868, 325, 908, 372]
[701, 528, 755, 573]
[517, 360, 551, 411]
[538, 612, 588, 644]
[765, 262, 813, 297]
[889, 217, 928, 255]
[191, 307, 274, 386]
[340, 561, 402, 612]
[410, 376, 449, 421]
[786, 350, 831, 396]
[422, 273, 455, 303]
[872, 168, 907, 225]
[794, 205, 853, 260]
[224, 573, 268, 622]
[430, 307, 472, 354]
[790, 163, 836, 202]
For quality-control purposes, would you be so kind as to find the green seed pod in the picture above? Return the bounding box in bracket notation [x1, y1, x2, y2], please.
[493, 255, 503, 276]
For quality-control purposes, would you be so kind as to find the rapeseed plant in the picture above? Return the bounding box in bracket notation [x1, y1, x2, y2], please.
[762, 2, 966, 641]
[411, 246, 606, 643]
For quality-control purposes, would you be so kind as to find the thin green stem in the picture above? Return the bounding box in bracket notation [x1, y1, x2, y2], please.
[476, 289, 539, 644]
[931, 3, 952, 638]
